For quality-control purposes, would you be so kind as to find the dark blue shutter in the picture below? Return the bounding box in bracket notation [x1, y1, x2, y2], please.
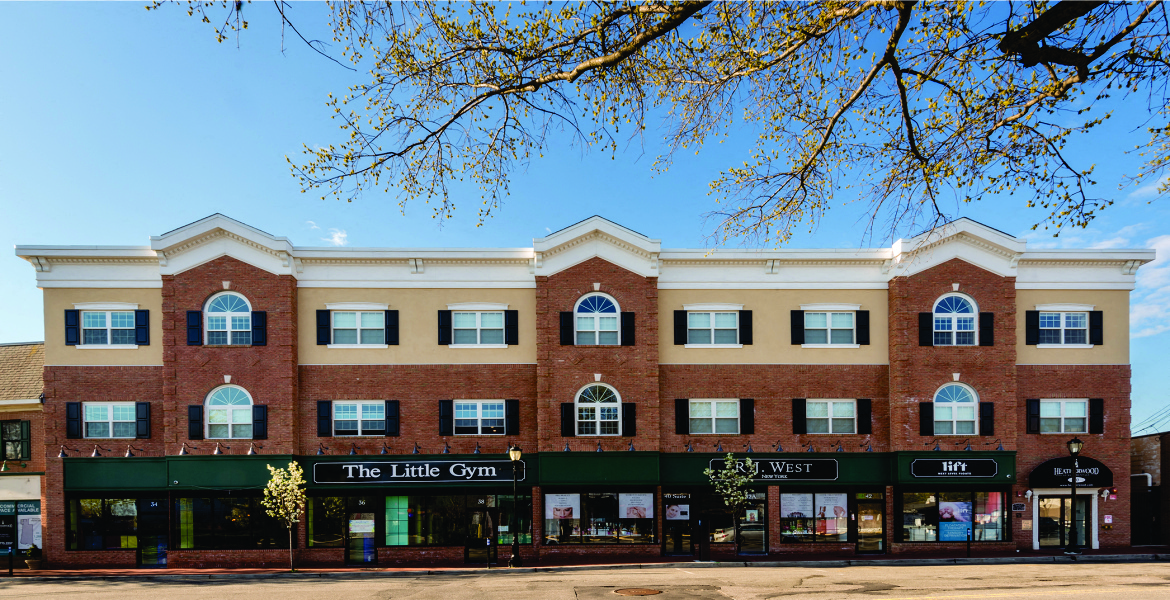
[620, 312, 635, 346]
[316, 310, 330, 345]
[505, 399, 520, 435]
[186, 311, 203, 346]
[64, 310, 80, 346]
[561, 403, 575, 437]
[1089, 398, 1104, 434]
[385, 400, 400, 436]
[675, 399, 689, 435]
[856, 311, 870, 345]
[188, 406, 204, 440]
[919, 402, 934, 436]
[65, 402, 81, 439]
[857, 399, 872, 435]
[134, 310, 150, 346]
[1089, 311, 1104, 345]
[252, 405, 268, 440]
[739, 399, 754, 434]
[739, 311, 752, 345]
[437, 311, 452, 345]
[317, 401, 332, 437]
[792, 399, 806, 434]
[621, 404, 636, 437]
[251, 311, 267, 346]
[1026, 399, 1041, 433]
[1025, 311, 1040, 345]
[439, 400, 454, 436]
[790, 310, 804, 345]
[674, 311, 687, 345]
[560, 312, 574, 345]
[385, 310, 399, 345]
[919, 313, 934, 346]
[135, 402, 151, 439]
[504, 310, 519, 345]
[979, 313, 994, 346]
[979, 402, 994, 436]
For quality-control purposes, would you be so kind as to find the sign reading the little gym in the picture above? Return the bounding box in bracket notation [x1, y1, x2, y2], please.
[911, 459, 999, 478]
[314, 460, 523, 484]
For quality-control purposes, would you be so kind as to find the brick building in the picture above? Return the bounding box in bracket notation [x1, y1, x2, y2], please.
[0, 342, 45, 554]
[15, 215, 1153, 567]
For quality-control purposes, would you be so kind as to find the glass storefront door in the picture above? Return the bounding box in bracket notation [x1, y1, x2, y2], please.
[855, 499, 884, 554]
[738, 492, 766, 555]
[465, 494, 497, 564]
[1037, 496, 1089, 548]
[663, 493, 693, 556]
[345, 497, 377, 565]
[137, 498, 168, 567]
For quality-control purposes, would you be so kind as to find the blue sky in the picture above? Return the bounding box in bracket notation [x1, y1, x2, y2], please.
[1, 3, 1166, 432]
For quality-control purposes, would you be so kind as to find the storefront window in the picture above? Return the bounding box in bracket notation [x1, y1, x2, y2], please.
[901, 491, 1005, 542]
[973, 492, 1004, 541]
[173, 496, 285, 549]
[371, 493, 532, 547]
[777, 493, 846, 543]
[902, 492, 938, 541]
[497, 494, 533, 545]
[68, 498, 139, 550]
[544, 492, 657, 544]
[307, 496, 346, 547]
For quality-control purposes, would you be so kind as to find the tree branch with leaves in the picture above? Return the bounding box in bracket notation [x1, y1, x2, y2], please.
[262, 461, 307, 572]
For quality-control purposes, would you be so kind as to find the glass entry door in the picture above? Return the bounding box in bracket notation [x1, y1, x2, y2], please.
[137, 498, 168, 567]
[465, 509, 497, 564]
[345, 497, 377, 565]
[663, 494, 693, 556]
[737, 492, 766, 555]
[1037, 496, 1089, 548]
[855, 500, 885, 554]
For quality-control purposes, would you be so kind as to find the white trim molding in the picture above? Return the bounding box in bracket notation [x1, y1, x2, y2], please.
[684, 344, 744, 349]
[76, 344, 139, 350]
[73, 302, 139, 311]
[1036, 344, 1094, 349]
[682, 303, 745, 311]
[801, 343, 861, 349]
[327, 344, 390, 350]
[800, 303, 862, 312]
[448, 344, 508, 349]
[447, 302, 509, 311]
[1035, 303, 1095, 312]
[1030, 488, 1100, 551]
[324, 302, 390, 311]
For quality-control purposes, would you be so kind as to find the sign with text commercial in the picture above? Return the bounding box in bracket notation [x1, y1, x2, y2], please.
[314, 460, 524, 484]
[709, 458, 839, 481]
[910, 458, 999, 478]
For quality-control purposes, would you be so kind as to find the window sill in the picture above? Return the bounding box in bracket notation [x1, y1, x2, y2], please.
[453, 434, 506, 437]
[1036, 344, 1094, 349]
[82, 437, 137, 440]
[800, 344, 860, 349]
[1039, 431, 1088, 435]
[76, 345, 138, 350]
[573, 434, 623, 437]
[688, 432, 741, 436]
[332, 434, 389, 438]
[328, 344, 389, 349]
[203, 344, 253, 348]
[683, 344, 743, 349]
[448, 344, 508, 349]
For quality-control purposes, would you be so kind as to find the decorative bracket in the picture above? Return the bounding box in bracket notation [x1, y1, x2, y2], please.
[409, 258, 424, 274]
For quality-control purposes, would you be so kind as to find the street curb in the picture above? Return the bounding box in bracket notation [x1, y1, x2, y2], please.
[0, 554, 1166, 583]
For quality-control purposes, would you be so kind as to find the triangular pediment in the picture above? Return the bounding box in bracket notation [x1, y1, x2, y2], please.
[149, 214, 297, 277]
[889, 218, 1027, 278]
[532, 216, 661, 277]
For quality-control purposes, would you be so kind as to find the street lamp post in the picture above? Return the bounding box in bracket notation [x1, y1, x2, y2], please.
[508, 445, 523, 567]
[1065, 437, 1084, 555]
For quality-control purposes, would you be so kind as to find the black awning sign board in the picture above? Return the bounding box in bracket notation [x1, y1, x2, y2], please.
[709, 458, 839, 481]
[314, 460, 523, 484]
[1029, 456, 1113, 488]
[910, 458, 999, 478]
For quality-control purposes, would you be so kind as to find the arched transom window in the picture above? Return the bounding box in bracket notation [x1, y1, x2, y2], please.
[934, 383, 977, 435]
[575, 294, 619, 345]
[576, 384, 620, 436]
[933, 295, 976, 346]
[206, 292, 252, 345]
[206, 385, 253, 439]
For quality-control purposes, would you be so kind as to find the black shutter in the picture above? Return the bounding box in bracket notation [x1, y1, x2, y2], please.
[674, 311, 687, 345]
[856, 311, 870, 345]
[979, 312, 994, 346]
[919, 402, 934, 436]
[504, 310, 519, 345]
[385, 310, 399, 345]
[621, 312, 636, 346]
[621, 404, 636, 437]
[186, 311, 203, 346]
[438, 400, 454, 436]
[188, 405, 204, 440]
[252, 405, 268, 440]
[675, 399, 689, 435]
[918, 313, 934, 346]
[134, 310, 150, 346]
[979, 402, 994, 436]
[135, 402, 151, 439]
[1026, 399, 1041, 434]
[560, 403, 575, 437]
[739, 311, 753, 345]
[251, 311, 267, 346]
[437, 310, 452, 345]
[1089, 311, 1104, 345]
[790, 310, 805, 345]
[1089, 398, 1104, 434]
[857, 399, 872, 435]
[792, 399, 806, 434]
[740, 399, 754, 435]
[64, 310, 80, 346]
[316, 401, 332, 438]
[560, 312, 574, 345]
[65, 402, 81, 439]
[316, 310, 330, 345]
[17, 421, 29, 461]
[385, 400, 400, 436]
[505, 399, 520, 435]
[1025, 311, 1040, 345]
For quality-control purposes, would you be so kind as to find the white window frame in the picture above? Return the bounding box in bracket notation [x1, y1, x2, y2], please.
[204, 292, 252, 346]
[82, 401, 137, 439]
[453, 400, 506, 436]
[205, 385, 254, 440]
[575, 383, 621, 437]
[688, 399, 740, 435]
[1036, 305, 1092, 348]
[800, 303, 861, 348]
[574, 293, 621, 346]
[805, 399, 857, 434]
[933, 294, 978, 346]
[1039, 399, 1088, 434]
[683, 303, 743, 349]
[933, 383, 979, 436]
[447, 303, 507, 348]
[332, 401, 387, 436]
[75, 303, 140, 350]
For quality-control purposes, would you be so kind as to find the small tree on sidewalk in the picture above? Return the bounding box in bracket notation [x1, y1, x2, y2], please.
[262, 461, 307, 571]
[703, 452, 755, 547]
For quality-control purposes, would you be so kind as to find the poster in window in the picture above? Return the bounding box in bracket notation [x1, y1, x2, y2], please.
[544, 494, 581, 519]
[745, 509, 759, 523]
[816, 492, 849, 535]
[16, 516, 40, 550]
[939, 500, 972, 541]
[619, 493, 654, 519]
[664, 504, 690, 521]
[780, 493, 813, 518]
[348, 519, 375, 534]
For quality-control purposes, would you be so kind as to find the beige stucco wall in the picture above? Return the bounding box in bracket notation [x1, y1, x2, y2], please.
[658, 289, 889, 364]
[1015, 289, 1129, 364]
[43, 288, 164, 366]
[298, 288, 537, 364]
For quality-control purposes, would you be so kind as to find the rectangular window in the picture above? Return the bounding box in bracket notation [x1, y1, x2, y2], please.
[332, 311, 385, 345]
[333, 402, 386, 436]
[688, 400, 739, 434]
[935, 316, 976, 346]
[454, 400, 506, 435]
[68, 498, 139, 550]
[804, 312, 855, 345]
[805, 400, 856, 434]
[1039, 312, 1088, 345]
[385, 495, 409, 546]
[778, 493, 849, 543]
[687, 312, 738, 345]
[307, 496, 346, 547]
[452, 312, 504, 345]
[0, 421, 27, 460]
[1040, 399, 1088, 433]
[173, 496, 285, 549]
[81, 311, 136, 346]
[900, 491, 1004, 542]
[543, 492, 656, 544]
[83, 402, 137, 439]
[206, 316, 251, 345]
[577, 315, 619, 345]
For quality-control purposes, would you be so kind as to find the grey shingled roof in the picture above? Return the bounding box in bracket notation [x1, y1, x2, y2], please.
[0, 343, 43, 401]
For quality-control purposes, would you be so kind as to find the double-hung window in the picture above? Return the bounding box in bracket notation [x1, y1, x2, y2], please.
[333, 402, 386, 436]
[1039, 312, 1088, 345]
[804, 313, 854, 345]
[205, 292, 252, 345]
[806, 400, 855, 434]
[83, 402, 136, 439]
[453, 312, 504, 345]
[1040, 399, 1087, 433]
[689, 400, 739, 434]
[933, 384, 977, 435]
[82, 311, 136, 346]
[687, 312, 738, 345]
[454, 400, 505, 435]
[933, 295, 976, 346]
[333, 311, 385, 345]
[0, 421, 29, 460]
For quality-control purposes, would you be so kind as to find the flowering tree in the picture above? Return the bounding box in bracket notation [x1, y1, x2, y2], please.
[703, 452, 755, 546]
[262, 461, 307, 571]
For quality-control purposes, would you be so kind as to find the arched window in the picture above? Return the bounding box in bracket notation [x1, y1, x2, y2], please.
[933, 294, 976, 346]
[205, 292, 252, 345]
[934, 383, 977, 435]
[206, 385, 253, 439]
[575, 293, 619, 345]
[575, 384, 621, 436]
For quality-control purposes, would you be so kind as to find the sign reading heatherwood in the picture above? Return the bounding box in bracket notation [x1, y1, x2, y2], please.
[709, 458, 839, 481]
[910, 458, 999, 478]
[314, 460, 523, 484]
[1028, 456, 1113, 488]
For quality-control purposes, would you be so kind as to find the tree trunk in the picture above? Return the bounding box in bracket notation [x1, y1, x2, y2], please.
[288, 526, 294, 571]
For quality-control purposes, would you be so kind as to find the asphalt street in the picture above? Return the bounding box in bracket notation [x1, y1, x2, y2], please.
[0, 562, 1167, 600]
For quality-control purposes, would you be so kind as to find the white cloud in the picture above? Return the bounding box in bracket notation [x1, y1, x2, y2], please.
[322, 228, 349, 246]
[1126, 175, 1170, 201]
[545, 227, 552, 233]
[1130, 234, 1170, 338]
[306, 220, 320, 230]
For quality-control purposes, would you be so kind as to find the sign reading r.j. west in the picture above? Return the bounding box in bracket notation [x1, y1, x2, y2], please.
[910, 458, 999, 478]
[709, 458, 839, 481]
[314, 460, 523, 484]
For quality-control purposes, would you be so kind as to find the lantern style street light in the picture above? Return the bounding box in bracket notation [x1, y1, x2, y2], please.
[508, 445, 523, 567]
[1065, 437, 1084, 555]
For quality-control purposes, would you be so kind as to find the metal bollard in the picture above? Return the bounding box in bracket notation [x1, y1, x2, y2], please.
[966, 528, 972, 558]
[8, 547, 12, 577]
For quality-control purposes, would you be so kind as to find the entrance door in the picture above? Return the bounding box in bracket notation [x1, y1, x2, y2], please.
[137, 498, 168, 567]
[737, 493, 766, 555]
[663, 495, 693, 556]
[465, 509, 497, 565]
[345, 497, 378, 565]
[855, 500, 885, 554]
[1037, 496, 1089, 548]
